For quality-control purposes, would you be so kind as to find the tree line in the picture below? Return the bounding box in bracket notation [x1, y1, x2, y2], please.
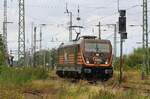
[114, 48, 150, 71]
[0, 34, 5, 65]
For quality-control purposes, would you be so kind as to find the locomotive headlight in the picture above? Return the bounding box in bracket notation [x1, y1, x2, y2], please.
[86, 58, 90, 64]
[86, 60, 89, 64]
[96, 53, 99, 56]
[86, 61, 90, 64]
[105, 61, 108, 64]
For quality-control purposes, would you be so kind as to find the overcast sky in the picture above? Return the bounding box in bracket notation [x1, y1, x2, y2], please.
[0, 0, 150, 59]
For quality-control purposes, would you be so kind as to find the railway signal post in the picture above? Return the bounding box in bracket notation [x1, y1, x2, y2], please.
[65, 3, 73, 41]
[118, 10, 127, 84]
[142, 0, 149, 79]
[96, 22, 101, 39]
[33, 27, 37, 68]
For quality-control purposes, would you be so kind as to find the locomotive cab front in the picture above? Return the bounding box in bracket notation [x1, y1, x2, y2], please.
[80, 36, 113, 79]
[83, 39, 112, 66]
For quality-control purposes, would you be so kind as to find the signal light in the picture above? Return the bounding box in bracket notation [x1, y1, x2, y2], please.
[121, 33, 127, 39]
[119, 10, 126, 17]
[119, 17, 126, 33]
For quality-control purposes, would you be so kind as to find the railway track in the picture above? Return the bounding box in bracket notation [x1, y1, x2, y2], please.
[121, 82, 150, 95]
[23, 73, 150, 98]
[66, 77, 150, 95]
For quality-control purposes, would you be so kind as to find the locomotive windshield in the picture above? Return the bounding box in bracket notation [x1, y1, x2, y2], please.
[84, 42, 111, 64]
[85, 43, 110, 53]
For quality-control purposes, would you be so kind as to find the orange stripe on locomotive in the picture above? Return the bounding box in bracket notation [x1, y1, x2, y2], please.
[58, 53, 84, 65]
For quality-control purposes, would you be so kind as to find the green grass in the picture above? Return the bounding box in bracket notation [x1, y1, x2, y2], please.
[0, 89, 24, 99]
[26, 79, 149, 99]
[0, 67, 149, 99]
[89, 89, 148, 99]
[0, 66, 49, 99]
[0, 66, 49, 86]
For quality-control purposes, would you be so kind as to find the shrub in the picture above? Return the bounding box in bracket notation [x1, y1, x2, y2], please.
[0, 66, 48, 86]
[114, 48, 150, 71]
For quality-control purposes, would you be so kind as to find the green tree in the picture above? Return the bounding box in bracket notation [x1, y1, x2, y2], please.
[0, 34, 5, 65]
[114, 48, 150, 70]
[50, 48, 58, 69]
[32, 48, 57, 68]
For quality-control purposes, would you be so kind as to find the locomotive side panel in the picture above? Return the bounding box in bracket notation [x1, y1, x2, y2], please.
[58, 45, 83, 65]
[57, 44, 84, 77]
